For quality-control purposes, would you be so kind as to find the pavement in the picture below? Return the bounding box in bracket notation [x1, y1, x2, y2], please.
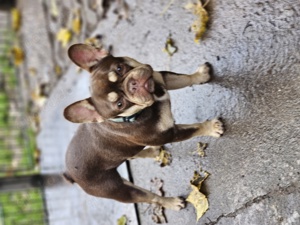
[18, 0, 300, 224]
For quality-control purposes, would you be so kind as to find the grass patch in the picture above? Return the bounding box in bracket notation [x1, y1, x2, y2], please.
[0, 28, 37, 177]
[0, 188, 46, 225]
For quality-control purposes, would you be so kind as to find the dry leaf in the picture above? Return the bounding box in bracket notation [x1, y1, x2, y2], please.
[50, 0, 59, 18]
[186, 170, 209, 221]
[84, 36, 103, 48]
[11, 46, 24, 66]
[54, 65, 62, 77]
[163, 37, 177, 57]
[117, 215, 127, 225]
[11, 8, 21, 31]
[31, 86, 47, 108]
[56, 28, 72, 47]
[196, 142, 207, 157]
[185, 0, 210, 43]
[28, 67, 37, 76]
[155, 148, 172, 167]
[72, 10, 81, 35]
[150, 178, 167, 224]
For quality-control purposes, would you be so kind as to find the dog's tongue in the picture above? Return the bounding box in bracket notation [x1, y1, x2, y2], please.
[144, 78, 154, 93]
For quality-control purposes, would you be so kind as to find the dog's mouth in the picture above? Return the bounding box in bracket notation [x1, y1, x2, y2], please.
[124, 67, 155, 106]
[144, 77, 154, 93]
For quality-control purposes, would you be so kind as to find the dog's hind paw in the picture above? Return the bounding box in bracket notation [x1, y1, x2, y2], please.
[161, 197, 186, 211]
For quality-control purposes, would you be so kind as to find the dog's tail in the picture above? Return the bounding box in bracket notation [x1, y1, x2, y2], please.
[63, 172, 75, 184]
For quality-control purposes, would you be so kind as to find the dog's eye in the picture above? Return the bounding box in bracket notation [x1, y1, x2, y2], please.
[117, 101, 123, 108]
[116, 65, 122, 74]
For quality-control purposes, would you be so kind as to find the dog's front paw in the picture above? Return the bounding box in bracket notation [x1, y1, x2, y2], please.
[161, 197, 186, 211]
[206, 118, 224, 138]
[192, 62, 212, 84]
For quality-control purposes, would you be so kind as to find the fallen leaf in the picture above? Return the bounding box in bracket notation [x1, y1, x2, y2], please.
[185, 0, 210, 43]
[163, 37, 177, 57]
[186, 170, 209, 221]
[155, 148, 172, 167]
[72, 10, 81, 35]
[84, 36, 103, 48]
[150, 178, 167, 224]
[56, 28, 72, 47]
[28, 68, 37, 76]
[50, 0, 59, 18]
[11, 8, 21, 31]
[117, 215, 127, 225]
[31, 85, 47, 108]
[54, 65, 62, 77]
[11, 46, 24, 66]
[29, 114, 41, 132]
[196, 142, 208, 157]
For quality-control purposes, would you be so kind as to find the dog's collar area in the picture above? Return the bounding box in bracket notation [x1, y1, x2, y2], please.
[108, 110, 143, 123]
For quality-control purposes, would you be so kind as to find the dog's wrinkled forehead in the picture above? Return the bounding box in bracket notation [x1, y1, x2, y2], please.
[89, 55, 133, 117]
[91, 55, 129, 94]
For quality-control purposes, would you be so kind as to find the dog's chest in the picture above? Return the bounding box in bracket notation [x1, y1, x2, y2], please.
[155, 92, 174, 132]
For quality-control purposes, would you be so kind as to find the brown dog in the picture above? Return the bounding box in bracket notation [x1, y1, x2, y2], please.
[63, 44, 224, 211]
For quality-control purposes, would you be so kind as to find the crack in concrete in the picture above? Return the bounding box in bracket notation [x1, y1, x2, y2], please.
[206, 184, 299, 225]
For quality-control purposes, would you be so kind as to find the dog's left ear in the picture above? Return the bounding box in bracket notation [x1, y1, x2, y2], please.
[64, 98, 104, 123]
[68, 44, 108, 71]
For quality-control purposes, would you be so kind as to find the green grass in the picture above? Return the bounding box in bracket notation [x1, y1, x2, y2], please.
[0, 28, 37, 177]
[0, 17, 45, 225]
[0, 189, 46, 225]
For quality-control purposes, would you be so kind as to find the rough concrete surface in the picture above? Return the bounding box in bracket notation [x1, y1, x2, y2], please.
[18, 0, 300, 224]
[95, 1, 300, 224]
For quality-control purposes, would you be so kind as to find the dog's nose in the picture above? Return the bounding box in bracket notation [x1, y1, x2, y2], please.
[128, 79, 139, 93]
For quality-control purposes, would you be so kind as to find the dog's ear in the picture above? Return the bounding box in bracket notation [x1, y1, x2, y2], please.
[64, 98, 104, 123]
[68, 44, 108, 71]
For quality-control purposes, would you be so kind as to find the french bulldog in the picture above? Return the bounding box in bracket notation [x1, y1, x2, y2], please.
[63, 44, 224, 211]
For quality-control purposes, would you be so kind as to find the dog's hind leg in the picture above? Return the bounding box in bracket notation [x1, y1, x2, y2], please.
[122, 179, 185, 211]
[80, 169, 185, 211]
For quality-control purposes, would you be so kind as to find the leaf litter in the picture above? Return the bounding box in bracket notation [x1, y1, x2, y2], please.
[155, 147, 172, 167]
[185, 0, 210, 43]
[186, 169, 209, 221]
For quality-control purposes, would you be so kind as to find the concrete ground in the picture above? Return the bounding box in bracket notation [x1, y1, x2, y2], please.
[18, 0, 300, 224]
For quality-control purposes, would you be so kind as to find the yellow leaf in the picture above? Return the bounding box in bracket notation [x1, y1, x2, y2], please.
[186, 185, 208, 221]
[54, 65, 62, 77]
[186, 170, 209, 221]
[117, 215, 127, 225]
[84, 36, 102, 48]
[163, 37, 177, 57]
[11, 46, 24, 66]
[72, 10, 81, 35]
[50, 0, 59, 18]
[155, 148, 172, 167]
[11, 8, 21, 31]
[191, 170, 209, 189]
[56, 28, 72, 47]
[185, 0, 210, 43]
[196, 142, 207, 157]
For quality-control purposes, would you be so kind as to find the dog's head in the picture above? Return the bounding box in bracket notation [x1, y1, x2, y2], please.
[64, 44, 156, 123]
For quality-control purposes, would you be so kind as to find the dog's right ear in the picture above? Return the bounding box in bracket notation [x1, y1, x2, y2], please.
[64, 98, 104, 123]
[68, 44, 108, 72]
